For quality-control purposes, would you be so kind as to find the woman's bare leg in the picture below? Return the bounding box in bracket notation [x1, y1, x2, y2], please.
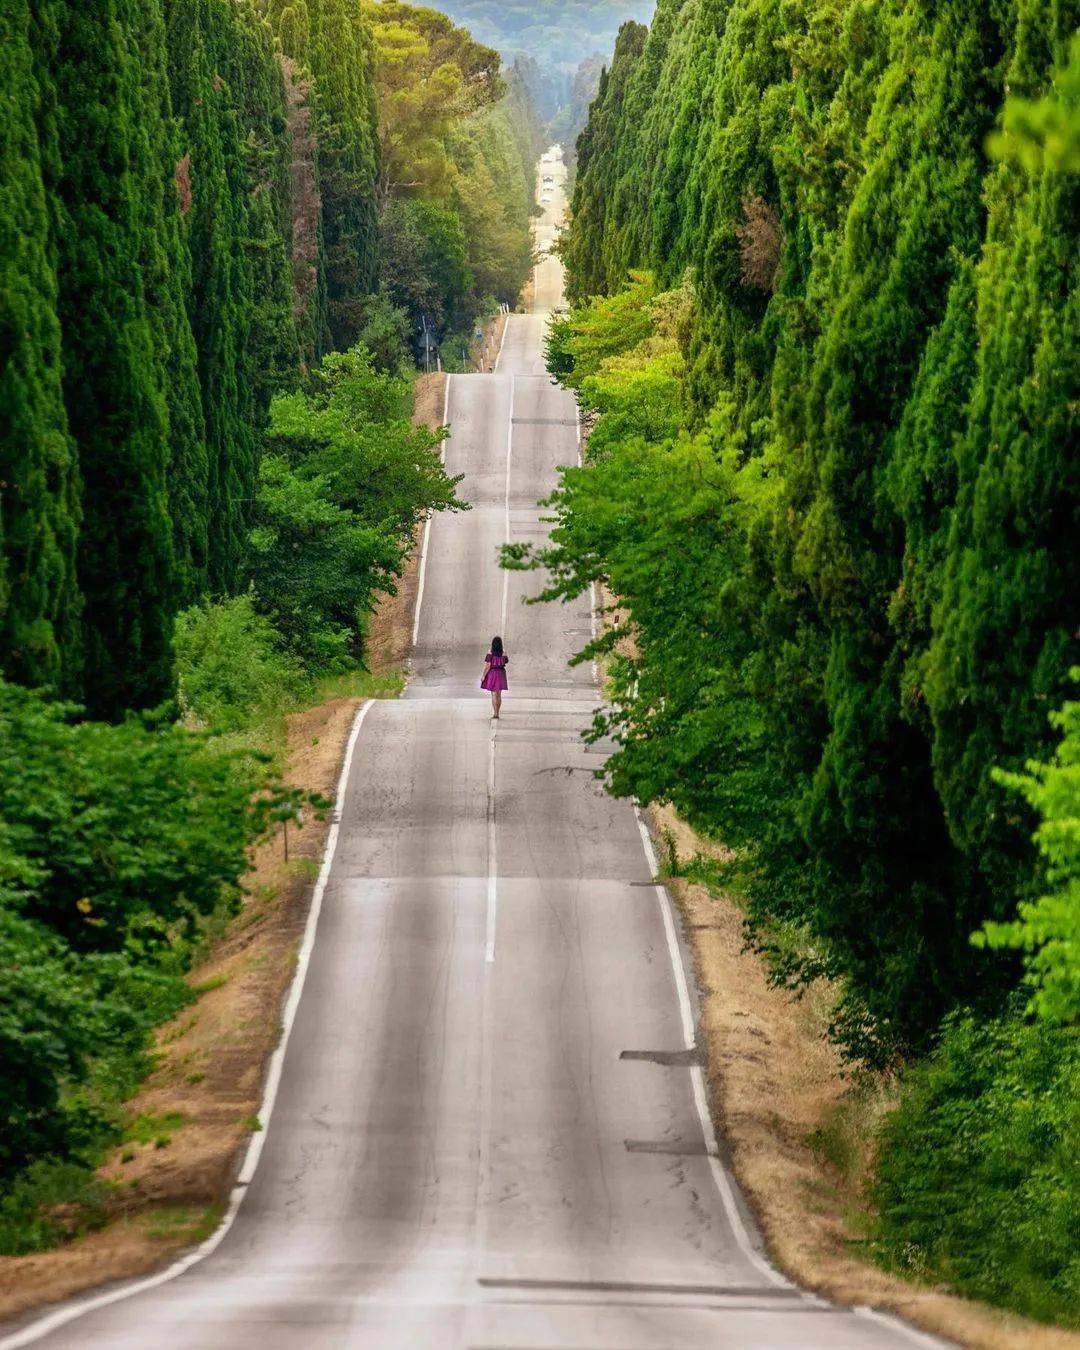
[492, 690, 502, 718]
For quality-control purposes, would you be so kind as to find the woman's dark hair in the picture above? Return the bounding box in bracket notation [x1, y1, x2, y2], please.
[490, 635, 504, 656]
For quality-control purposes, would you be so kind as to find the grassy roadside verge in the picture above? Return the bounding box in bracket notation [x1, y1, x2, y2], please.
[643, 804, 1080, 1350]
[0, 373, 447, 1326]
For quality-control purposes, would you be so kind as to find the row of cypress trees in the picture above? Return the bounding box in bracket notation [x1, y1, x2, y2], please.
[0, 0, 381, 719]
[557, 0, 1078, 1057]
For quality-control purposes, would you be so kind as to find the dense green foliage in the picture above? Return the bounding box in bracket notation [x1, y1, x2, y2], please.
[976, 677, 1080, 1022]
[259, 0, 380, 350]
[174, 595, 306, 733]
[0, 678, 302, 1185]
[2, 0, 528, 710]
[538, 0, 1079, 1321]
[0, 2, 80, 694]
[554, 0, 1079, 1061]
[251, 346, 461, 668]
[872, 1008, 1080, 1324]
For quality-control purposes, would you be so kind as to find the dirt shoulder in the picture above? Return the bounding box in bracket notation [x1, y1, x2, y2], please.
[648, 802, 1080, 1350]
[0, 373, 448, 1327]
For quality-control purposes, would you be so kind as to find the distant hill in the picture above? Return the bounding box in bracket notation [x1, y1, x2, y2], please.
[433, 0, 654, 77]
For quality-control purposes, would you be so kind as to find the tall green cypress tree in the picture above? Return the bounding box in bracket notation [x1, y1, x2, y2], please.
[262, 0, 379, 351]
[166, 0, 256, 596]
[132, 0, 211, 608]
[309, 0, 379, 347]
[926, 4, 1080, 931]
[167, 0, 301, 595]
[0, 0, 81, 692]
[33, 0, 179, 716]
[556, 0, 1079, 1056]
[226, 2, 301, 415]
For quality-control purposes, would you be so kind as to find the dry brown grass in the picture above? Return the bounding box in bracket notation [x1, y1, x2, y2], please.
[649, 802, 1080, 1350]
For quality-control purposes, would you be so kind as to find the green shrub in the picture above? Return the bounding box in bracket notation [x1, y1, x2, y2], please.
[0, 1158, 110, 1254]
[873, 1009, 1080, 1325]
[0, 679, 294, 954]
[0, 904, 191, 1184]
[0, 677, 320, 1199]
[174, 595, 307, 733]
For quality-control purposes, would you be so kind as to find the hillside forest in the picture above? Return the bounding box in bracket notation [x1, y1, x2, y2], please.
[0, 0, 535, 1248]
[520, 0, 1080, 1326]
[433, 0, 630, 166]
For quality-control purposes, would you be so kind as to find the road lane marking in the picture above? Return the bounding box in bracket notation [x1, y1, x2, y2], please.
[854, 1306, 953, 1348]
[500, 376, 514, 636]
[0, 701, 377, 1350]
[411, 373, 453, 647]
[575, 404, 600, 686]
[632, 806, 796, 1293]
[486, 726, 497, 964]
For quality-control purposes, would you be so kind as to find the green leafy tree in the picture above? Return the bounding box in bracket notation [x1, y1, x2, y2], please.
[365, 0, 504, 202]
[249, 455, 397, 669]
[251, 344, 462, 667]
[379, 197, 471, 330]
[976, 678, 1080, 1023]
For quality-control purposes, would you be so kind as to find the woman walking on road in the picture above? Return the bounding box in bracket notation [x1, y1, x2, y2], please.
[481, 636, 509, 718]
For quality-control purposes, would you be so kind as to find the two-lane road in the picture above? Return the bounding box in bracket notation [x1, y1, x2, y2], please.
[2, 151, 939, 1350]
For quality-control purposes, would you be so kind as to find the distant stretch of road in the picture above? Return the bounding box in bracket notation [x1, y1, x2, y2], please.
[1, 150, 941, 1350]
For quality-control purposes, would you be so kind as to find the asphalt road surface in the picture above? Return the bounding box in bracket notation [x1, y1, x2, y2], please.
[2, 150, 940, 1350]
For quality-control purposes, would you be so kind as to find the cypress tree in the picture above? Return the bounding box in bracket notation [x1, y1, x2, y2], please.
[556, 0, 1080, 1055]
[925, 5, 1080, 932]
[131, 0, 211, 608]
[166, 0, 256, 596]
[263, 0, 380, 350]
[226, 2, 301, 415]
[32, 0, 179, 716]
[0, 0, 80, 692]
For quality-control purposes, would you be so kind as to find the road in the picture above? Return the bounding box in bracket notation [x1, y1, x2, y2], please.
[2, 149, 939, 1350]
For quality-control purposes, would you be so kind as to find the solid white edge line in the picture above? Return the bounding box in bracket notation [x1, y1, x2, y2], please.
[854, 1307, 952, 1349]
[631, 809, 950, 1344]
[632, 806, 795, 1293]
[1, 700, 376, 1350]
[411, 373, 453, 648]
[492, 308, 510, 372]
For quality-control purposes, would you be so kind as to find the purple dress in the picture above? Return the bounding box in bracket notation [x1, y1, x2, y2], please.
[481, 652, 509, 691]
